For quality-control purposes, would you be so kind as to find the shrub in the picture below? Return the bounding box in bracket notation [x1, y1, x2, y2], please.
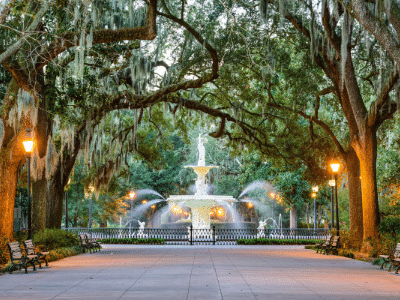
[33, 229, 79, 250]
[237, 238, 323, 245]
[0, 236, 11, 265]
[379, 216, 400, 248]
[98, 238, 165, 244]
[338, 249, 355, 259]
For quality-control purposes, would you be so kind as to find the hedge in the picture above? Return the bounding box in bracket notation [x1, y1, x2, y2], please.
[98, 238, 165, 244]
[237, 238, 324, 245]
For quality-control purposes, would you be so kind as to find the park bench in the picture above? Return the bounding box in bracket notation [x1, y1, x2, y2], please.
[315, 234, 332, 254]
[79, 234, 96, 253]
[23, 239, 50, 268]
[7, 242, 37, 273]
[325, 236, 340, 255]
[379, 243, 400, 271]
[86, 234, 101, 251]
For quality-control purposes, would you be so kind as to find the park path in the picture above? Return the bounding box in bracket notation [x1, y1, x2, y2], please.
[0, 244, 399, 300]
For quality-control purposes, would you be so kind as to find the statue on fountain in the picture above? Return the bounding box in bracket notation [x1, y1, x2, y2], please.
[257, 220, 267, 238]
[198, 134, 206, 166]
[137, 221, 148, 238]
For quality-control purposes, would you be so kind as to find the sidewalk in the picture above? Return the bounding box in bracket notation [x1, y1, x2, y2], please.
[0, 244, 399, 299]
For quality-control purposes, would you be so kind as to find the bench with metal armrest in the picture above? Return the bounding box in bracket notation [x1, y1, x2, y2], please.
[7, 242, 37, 273]
[79, 234, 96, 253]
[86, 234, 102, 251]
[325, 236, 340, 255]
[379, 243, 400, 272]
[316, 234, 332, 254]
[23, 239, 50, 268]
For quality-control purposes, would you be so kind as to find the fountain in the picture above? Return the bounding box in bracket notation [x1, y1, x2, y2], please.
[166, 134, 236, 229]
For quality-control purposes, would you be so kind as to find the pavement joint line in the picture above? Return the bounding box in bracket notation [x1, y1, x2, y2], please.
[208, 248, 224, 300]
[50, 261, 105, 299]
[116, 246, 167, 300]
[222, 248, 257, 300]
[186, 247, 196, 300]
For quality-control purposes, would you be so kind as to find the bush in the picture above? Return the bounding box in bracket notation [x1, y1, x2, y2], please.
[0, 231, 29, 265]
[338, 249, 355, 259]
[379, 216, 400, 248]
[237, 238, 323, 245]
[98, 238, 165, 244]
[33, 229, 79, 250]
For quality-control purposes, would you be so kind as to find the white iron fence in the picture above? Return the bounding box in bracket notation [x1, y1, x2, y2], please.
[64, 227, 331, 245]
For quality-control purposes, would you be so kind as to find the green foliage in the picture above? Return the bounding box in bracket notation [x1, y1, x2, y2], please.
[0, 236, 11, 265]
[379, 216, 400, 247]
[47, 246, 82, 262]
[98, 238, 165, 244]
[237, 238, 323, 245]
[338, 249, 355, 259]
[33, 229, 80, 250]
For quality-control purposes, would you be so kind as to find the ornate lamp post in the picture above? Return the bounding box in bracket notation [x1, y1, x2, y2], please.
[23, 128, 34, 239]
[312, 186, 318, 231]
[330, 162, 340, 235]
[328, 180, 335, 230]
[65, 178, 71, 229]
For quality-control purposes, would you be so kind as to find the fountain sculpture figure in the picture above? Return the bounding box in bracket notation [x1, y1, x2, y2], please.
[166, 134, 236, 229]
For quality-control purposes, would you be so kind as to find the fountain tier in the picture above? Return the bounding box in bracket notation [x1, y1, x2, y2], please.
[166, 133, 237, 229]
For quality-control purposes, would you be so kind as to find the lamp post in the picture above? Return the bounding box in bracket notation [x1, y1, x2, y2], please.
[312, 186, 318, 231]
[23, 128, 34, 239]
[65, 178, 71, 229]
[330, 162, 340, 235]
[88, 185, 94, 228]
[328, 180, 335, 230]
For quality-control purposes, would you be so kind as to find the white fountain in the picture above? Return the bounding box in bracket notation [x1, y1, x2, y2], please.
[166, 134, 236, 229]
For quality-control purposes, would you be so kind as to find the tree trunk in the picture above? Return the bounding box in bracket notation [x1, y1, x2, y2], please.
[345, 147, 363, 246]
[45, 167, 65, 229]
[357, 131, 380, 244]
[290, 205, 297, 229]
[0, 159, 20, 238]
[31, 169, 47, 235]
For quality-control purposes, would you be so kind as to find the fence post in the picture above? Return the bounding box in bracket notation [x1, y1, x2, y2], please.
[190, 224, 193, 245]
[212, 225, 216, 245]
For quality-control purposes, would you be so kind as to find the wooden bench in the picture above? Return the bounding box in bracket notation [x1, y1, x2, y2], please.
[316, 234, 332, 254]
[379, 243, 400, 271]
[86, 234, 101, 251]
[23, 239, 50, 268]
[7, 242, 37, 273]
[79, 234, 96, 253]
[325, 236, 340, 255]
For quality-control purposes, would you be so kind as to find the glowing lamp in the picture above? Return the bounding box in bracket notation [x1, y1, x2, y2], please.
[329, 180, 335, 187]
[23, 128, 34, 153]
[330, 163, 340, 173]
[142, 200, 147, 204]
[269, 193, 276, 199]
[129, 191, 135, 198]
[311, 192, 317, 198]
[312, 186, 318, 193]
[217, 208, 225, 217]
[151, 205, 156, 209]
[247, 202, 253, 208]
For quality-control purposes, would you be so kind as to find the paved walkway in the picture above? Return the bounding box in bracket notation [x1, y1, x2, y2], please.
[0, 245, 399, 299]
